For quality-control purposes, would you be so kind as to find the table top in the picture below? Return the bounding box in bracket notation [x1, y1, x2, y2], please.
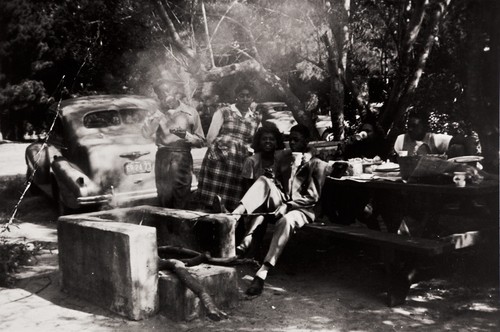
[326, 176, 499, 196]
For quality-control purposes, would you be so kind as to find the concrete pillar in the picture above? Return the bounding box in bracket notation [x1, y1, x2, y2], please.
[58, 218, 159, 320]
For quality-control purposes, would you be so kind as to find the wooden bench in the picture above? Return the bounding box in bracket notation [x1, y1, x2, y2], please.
[302, 223, 483, 306]
[304, 223, 457, 255]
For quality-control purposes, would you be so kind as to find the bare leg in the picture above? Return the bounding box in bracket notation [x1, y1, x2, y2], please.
[237, 215, 265, 254]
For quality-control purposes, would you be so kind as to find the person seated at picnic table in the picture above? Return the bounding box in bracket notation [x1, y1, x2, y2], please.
[339, 117, 390, 160]
[326, 118, 389, 229]
[394, 111, 477, 157]
[197, 82, 262, 211]
[235, 123, 287, 255]
[241, 123, 287, 191]
[225, 124, 330, 296]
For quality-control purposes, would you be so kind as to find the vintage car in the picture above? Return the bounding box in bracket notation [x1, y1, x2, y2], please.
[25, 95, 164, 214]
[258, 102, 334, 140]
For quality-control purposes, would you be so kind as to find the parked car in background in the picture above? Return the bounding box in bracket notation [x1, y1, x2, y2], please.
[25, 95, 163, 214]
[258, 102, 334, 141]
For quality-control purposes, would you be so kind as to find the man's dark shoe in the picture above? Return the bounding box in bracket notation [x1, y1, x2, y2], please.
[246, 276, 265, 296]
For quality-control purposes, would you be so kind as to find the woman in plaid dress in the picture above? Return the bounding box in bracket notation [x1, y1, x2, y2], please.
[198, 84, 262, 210]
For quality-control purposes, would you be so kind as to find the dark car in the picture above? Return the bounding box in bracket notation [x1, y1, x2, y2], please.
[25, 95, 162, 214]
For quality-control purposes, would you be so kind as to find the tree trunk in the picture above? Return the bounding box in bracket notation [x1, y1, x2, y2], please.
[150, 0, 318, 138]
[465, 0, 499, 173]
[380, 0, 450, 139]
[324, 0, 350, 140]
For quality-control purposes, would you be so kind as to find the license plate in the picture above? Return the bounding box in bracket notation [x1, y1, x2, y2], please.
[124, 160, 153, 175]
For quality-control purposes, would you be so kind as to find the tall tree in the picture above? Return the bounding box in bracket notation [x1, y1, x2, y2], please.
[378, 0, 452, 137]
[323, 0, 350, 140]
[464, 0, 498, 173]
[150, 0, 318, 136]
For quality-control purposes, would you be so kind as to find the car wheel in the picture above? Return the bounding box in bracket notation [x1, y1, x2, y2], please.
[322, 129, 335, 142]
[52, 182, 77, 216]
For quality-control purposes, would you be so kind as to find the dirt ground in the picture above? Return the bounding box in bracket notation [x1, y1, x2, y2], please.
[0, 142, 499, 331]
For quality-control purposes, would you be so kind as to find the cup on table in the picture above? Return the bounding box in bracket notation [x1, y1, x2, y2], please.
[453, 171, 467, 187]
[348, 158, 363, 176]
[398, 150, 408, 157]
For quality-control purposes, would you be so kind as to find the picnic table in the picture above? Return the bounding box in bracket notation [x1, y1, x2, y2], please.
[309, 174, 499, 306]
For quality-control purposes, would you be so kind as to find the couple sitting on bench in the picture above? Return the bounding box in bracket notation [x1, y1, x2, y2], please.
[221, 124, 330, 296]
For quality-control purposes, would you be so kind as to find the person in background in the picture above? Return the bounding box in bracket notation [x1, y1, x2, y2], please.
[229, 124, 330, 296]
[142, 85, 205, 209]
[326, 117, 388, 229]
[197, 93, 220, 136]
[340, 117, 389, 160]
[394, 111, 476, 157]
[197, 82, 262, 211]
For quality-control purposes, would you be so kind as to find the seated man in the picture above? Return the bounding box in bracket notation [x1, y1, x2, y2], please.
[229, 124, 330, 296]
[394, 111, 476, 157]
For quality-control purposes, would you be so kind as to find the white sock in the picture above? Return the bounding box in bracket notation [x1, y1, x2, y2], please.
[255, 264, 271, 280]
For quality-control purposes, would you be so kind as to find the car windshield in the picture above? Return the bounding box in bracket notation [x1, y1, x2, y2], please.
[83, 108, 148, 128]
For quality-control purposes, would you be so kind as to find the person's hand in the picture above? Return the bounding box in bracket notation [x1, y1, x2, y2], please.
[183, 131, 203, 148]
[183, 131, 197, 143]
[274, 203, 288, 219]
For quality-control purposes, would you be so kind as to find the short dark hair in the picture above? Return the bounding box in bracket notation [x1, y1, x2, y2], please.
[251, 123, 285, 152]
[234, 82, 257, 97]
[407, 110, 429, 127]
[290, 124, 311, 140]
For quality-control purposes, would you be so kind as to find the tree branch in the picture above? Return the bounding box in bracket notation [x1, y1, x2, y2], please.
[152, 0, 199, 68]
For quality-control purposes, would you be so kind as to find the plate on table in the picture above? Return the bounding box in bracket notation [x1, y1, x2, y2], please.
[350, 173, 374, 181]
[374, 162, 400, 172]
[448, 156, 484, 163]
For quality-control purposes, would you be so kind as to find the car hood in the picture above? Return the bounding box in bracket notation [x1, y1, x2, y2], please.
[77, 132, 157, 194]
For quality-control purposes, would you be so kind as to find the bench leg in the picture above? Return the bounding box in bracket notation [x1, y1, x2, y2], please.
[381, 248, 414, 307]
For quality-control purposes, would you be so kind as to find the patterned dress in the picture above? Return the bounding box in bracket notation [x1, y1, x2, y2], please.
[198, 105, 261, 210]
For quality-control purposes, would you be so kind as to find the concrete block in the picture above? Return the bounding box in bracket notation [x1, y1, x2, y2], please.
[58, 218, 159, 320]
[64, 206, 236, 258]
[137, 207, 236, 258]
[159, 264, 239, 321]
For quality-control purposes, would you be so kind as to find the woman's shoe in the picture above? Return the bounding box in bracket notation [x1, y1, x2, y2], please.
[235, 246, 246, 258]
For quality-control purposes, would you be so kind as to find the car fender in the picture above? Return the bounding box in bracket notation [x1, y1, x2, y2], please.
[25, 142, 62, 185]
[51, 157, 101, 208]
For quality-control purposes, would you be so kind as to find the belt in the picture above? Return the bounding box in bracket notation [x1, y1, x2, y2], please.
[157, 145, 190, 152]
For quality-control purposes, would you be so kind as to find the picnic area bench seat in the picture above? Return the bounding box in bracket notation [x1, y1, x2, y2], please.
[302, 222, 488, 306]
[303, 223, 458, 256]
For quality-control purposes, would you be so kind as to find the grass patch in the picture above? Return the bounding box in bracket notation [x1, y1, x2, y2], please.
[0, 238, 42, 287]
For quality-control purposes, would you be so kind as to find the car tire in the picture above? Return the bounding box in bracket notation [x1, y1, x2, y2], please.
[52, 181, 77, 216]
[321, 129, 335, 142]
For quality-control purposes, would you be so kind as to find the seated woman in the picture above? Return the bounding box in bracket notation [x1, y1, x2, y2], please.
[241, 123, 286, 191]
[237, 123, 286, 255]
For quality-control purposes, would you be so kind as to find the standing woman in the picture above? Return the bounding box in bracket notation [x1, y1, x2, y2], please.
[197, 83, 262, 211]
